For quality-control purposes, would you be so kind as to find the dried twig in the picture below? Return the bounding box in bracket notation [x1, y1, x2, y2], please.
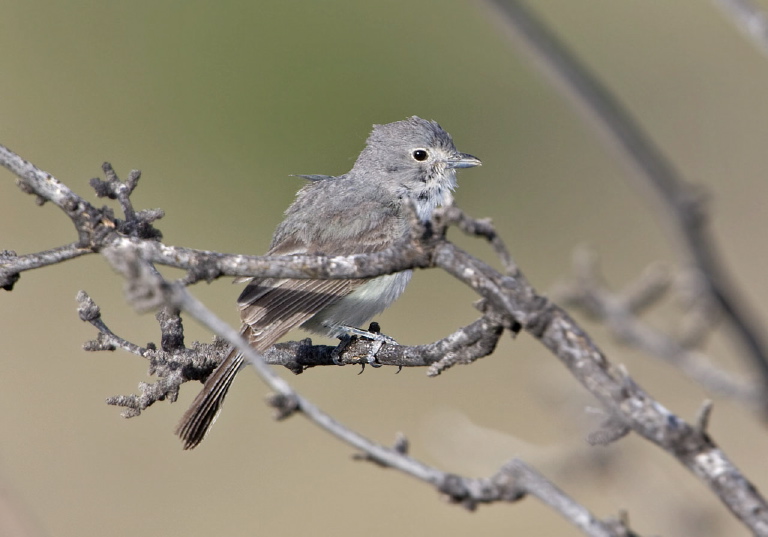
[555, 249, 763, 406]
[103, 235, 634, 537]
[3, 143, 768, 533]
[713, 0, 768, 56]
[481, 0, 768, 407]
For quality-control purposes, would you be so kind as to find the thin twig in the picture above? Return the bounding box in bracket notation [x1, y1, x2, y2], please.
[431, 241, 768, 534]
[554, 250, 763, 406]
[713, 0, 768, 56]
[481, 0, 768, 406]
[105, 241, 633, 537]
[3, 143, 767, 534]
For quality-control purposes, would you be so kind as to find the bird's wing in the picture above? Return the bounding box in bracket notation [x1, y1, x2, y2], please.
[237, 276, 363, 349]
[235, 229, 382, 348]
[235, 179, 406, 348]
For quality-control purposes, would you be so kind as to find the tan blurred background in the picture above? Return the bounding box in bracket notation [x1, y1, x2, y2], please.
[2, 1, 768, 535]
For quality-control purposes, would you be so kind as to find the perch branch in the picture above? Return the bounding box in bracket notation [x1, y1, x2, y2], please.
[3, 143, 767, 533]
[104, 240, 636, 537]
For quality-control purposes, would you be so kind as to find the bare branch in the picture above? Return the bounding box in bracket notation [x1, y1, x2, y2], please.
[0, 246, 90, 289]
[437, 205, 522, 279]
[0, 143, 83, 210]
[696, 400, 715, 435]
[481, 0, 768, 407]
[106, 204, 768, 533]
[101, 238, 636, 537]
[586, 411, 632, 447]
[80, 285, 505, 415]
[430, 241, 768, 533]
[495, 460, 635, 537]
[4, 143, 767, 533]
[554, 249, 763, 406]
[713, 0, 768, 56]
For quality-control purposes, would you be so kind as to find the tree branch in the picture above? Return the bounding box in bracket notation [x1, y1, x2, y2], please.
[79, 288, 506, 412]
[102, 237, 636, 537]
[481, 0, 768, 409]
[554, 249, 763, 406]
[713, 0, 768, 56]
[3, 143, 767, 533]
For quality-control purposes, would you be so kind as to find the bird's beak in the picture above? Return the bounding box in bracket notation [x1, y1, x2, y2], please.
[446, 153, 482, 169]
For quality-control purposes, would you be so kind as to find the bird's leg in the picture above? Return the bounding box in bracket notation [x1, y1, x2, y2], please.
[331, 333, 353, 366]
[331, 322, 398, 367]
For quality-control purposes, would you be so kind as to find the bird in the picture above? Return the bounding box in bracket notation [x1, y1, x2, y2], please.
[176, 116, 481, 449]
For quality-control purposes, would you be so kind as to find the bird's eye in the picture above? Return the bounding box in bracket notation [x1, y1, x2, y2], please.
[412, 149, 429, 162]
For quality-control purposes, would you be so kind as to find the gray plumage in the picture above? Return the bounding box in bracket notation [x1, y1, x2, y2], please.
[176, 116, 480, 449]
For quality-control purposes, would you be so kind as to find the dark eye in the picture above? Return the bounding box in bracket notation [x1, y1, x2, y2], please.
[412, 149, 428, 161]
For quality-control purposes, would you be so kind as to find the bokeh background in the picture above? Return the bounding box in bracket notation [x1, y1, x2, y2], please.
[2, 1, 768, 535]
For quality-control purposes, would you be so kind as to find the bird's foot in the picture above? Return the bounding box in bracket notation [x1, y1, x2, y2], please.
[331, 323, 398, 367]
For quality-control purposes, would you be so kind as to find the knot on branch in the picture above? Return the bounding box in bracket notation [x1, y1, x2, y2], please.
[76, 290, 101, 323]
[90, 163, 164, 241]
[83, 332, 117, 352]
[180, 262, 224, 286]
[352, 432, 410, 466]
[157, 307, 185, 352]
[267, 392, 300, 420]
[676, 182, 710, 229]
[438, 473, 477, 509]
[392, 431, 409, 454]
[586, 410, 631, 446]
[15, 177, 47, 205]
[438, 474, 502, 511]
[121, 209, 164, 241]
[0, 250, 20, 290]
[521, 296, 557, 339]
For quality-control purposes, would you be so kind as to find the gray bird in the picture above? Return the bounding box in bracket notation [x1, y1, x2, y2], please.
[176, 116, 481, 449]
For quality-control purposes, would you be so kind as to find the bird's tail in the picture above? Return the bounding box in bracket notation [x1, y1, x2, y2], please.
[175, 346, 245, 449]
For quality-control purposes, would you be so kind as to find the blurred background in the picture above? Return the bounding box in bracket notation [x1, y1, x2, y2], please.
[2, 1, 768, 535]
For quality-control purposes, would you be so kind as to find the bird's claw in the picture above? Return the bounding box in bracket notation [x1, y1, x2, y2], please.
[333, 325, 398, 367]
[331, 334, 352, 365]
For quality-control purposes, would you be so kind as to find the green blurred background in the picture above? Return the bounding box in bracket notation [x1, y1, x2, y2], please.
[2, 1, 768, 535]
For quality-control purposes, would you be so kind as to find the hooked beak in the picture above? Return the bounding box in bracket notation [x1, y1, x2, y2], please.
[446, 152, 482, 169]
